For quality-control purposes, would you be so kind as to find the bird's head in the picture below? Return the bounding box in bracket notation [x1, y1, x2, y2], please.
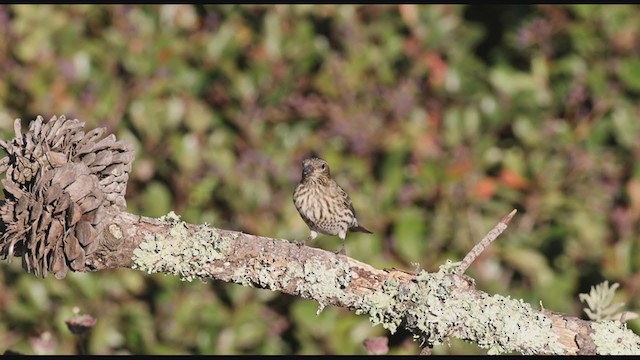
[301, 157, 331, 182]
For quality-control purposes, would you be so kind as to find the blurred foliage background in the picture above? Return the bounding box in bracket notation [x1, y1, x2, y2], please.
[1, 4, 639, 355]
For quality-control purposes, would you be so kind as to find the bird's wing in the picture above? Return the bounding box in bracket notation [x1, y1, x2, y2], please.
[336, 183, 357, 217]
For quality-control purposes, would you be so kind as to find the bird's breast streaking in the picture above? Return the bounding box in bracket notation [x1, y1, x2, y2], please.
[293, 157, 372, 255]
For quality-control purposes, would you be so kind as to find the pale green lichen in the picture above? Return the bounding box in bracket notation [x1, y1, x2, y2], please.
[159, 210, 182, 223]
[231, 266, 252, 287]
[294, 256, 355, 315]
[592, 320, 640, 355]
[281, 261, 304, 288]
[221, 247, 352, 314]
[131, 212, 232, 282]
[257, 266, 279, 290]
[230, 251, 304, 291]
[579, 281, 632, 322]
[440, 259, 462, 274]
[359, 261, 565, 355]
[356, 277, 404, 333]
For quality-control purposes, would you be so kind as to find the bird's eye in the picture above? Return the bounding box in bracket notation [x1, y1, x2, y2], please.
[321, 163, 326, 170]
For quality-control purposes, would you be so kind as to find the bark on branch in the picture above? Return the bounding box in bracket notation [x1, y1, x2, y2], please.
[1, 116, 639, 355]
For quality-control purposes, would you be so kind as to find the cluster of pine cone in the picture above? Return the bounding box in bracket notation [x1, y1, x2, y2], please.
[0, 115, 133, 278]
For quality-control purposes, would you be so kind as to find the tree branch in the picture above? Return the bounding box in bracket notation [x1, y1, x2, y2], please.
[83, 210, 640, 355]
[2, 116, 639, 355]
[457, 209, 517, 275]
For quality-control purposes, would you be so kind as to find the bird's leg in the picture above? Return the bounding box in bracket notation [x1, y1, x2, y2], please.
[335, 231, 347, 255]
[294, 235, 308, 246]
[296, 230, 317, 246]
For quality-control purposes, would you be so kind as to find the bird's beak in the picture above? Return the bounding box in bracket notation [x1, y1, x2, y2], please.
[303, 164, 312, 176]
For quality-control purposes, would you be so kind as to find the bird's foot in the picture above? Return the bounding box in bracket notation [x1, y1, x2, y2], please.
[334, 247, 346, 256]
[296, 233, 314, 247]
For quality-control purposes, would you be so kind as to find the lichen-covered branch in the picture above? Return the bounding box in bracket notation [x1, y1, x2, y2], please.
[83, 210, 640, 355]
[1, 116, 639, 355]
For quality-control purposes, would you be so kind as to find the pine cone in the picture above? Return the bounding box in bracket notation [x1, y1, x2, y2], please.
[0, 115, 134, 278]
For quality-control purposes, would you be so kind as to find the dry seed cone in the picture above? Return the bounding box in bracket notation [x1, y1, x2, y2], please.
[0, 115, 134, 278]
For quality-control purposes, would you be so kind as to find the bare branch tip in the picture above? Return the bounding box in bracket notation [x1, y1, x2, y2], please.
[501, 209, 518, 225]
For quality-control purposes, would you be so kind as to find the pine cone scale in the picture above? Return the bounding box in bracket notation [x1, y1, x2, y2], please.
[0, 115, 134, 278]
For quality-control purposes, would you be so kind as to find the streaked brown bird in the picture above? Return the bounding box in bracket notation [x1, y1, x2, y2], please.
[293, 157, 372, 255]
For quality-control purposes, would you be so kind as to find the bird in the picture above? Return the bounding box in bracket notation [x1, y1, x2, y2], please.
[293, 157, 372, 255]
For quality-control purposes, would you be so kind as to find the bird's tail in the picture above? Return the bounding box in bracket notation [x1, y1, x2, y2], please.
[351, 224, 372, 234]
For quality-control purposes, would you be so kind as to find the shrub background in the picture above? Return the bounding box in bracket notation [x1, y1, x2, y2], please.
[0, 4, 639, 355]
